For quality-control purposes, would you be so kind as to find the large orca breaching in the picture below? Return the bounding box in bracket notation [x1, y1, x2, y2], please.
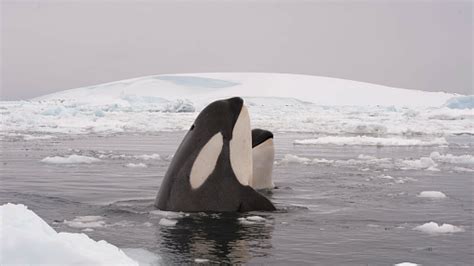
[155, 97, 276, 212]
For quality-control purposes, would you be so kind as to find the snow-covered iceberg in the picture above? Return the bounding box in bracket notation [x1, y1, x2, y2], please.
[1, 73, 472, 136]
[0, 203, 139, 265]
[33, 73, 455, 107]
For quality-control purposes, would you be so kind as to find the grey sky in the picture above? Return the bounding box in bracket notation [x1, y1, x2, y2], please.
[1, 0, 472, 100]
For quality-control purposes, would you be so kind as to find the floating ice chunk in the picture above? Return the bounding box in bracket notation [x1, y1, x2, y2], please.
[400, 157, 438, 170]
[0, 203, 138, 265]
[453, 166, 474, 172]
[312, 158, 334, 164]
[430, 152, 474, 165]
[443, 95, 474, 109]
[133, 153, 161, 160]
[237, 218, 256, 225]
[358, 154, 378, 160]
[238, 216, 266, 225]
[64, 216, 106, 228]
[294, 136, 447, 146]
[41, 154, 101, 164]
[22, 134, 56, 140]
[149, 210, 187, 219]
[125, 163, 147, 168]
[245, 216, 266, 222]
[159, 218, 178, 227]
[414, 222, 464, 234]
[278, 154, 311, 164]
[194, 258, 210, 263]
[394, 262, 420, 266]
[417, 191, 447, 199]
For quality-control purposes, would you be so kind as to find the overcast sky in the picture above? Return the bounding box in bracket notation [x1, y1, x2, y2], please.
[1, 0, 472, 100]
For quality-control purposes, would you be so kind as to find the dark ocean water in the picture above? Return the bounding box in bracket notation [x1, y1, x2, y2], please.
[1, 132, 472, 265]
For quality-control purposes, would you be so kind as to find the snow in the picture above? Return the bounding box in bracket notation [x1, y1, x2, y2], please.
[41, 154, 101, 164]
[444, 95, 474, 109]
[1, 73, 471, 137]
[417, 191, 447, 199]
[294, 136, 448, 146]
[0, 203, 139, 265]
[414, 222, 464, 234]
[125, 163, 148, 168]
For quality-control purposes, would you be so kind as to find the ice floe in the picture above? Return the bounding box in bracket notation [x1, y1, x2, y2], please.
[294, 136, 448, 146]
[417, 191, 447, 199]
[125, 163, 148, 168]
[64, 216, 107, 228]
[238, 216, 267, 225]
[41, 154, 101, 164]
[275, 151, 472, 173]
[278, 154, 312, 164]
[394, 263, 420, 266]
[158, 218, 178, 227]
[400, 157, 439, 171]
[0, 203, 138, 265]
[429, 152, 474, 165]
[414, 222, 464, 234]
[133, 153, 161, 160]
[194, 258, 210, 263]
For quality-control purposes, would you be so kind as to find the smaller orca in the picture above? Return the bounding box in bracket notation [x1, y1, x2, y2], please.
[155, 97, 276, 212]
[250, 129, 275, 190]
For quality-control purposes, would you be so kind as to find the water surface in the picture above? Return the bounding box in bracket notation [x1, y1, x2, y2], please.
[1, 132, 472, 265]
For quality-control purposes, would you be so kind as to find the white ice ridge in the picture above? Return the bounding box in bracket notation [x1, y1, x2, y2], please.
[41, 154, 101, 164]
[414, 222, 464, 234]
[0, 203, 139, 265]
[294, 136, 448, 146]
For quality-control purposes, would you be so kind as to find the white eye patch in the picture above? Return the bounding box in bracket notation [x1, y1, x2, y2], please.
[229, 105, 252, 186]
[190, 132, 223, 189]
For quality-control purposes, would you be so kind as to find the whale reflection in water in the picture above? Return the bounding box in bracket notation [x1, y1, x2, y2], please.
[156, 213, 274, 264]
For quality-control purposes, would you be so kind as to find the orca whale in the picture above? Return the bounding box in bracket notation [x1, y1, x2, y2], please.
[155, 97, 276, 212]
[250, 129, 275, 190]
